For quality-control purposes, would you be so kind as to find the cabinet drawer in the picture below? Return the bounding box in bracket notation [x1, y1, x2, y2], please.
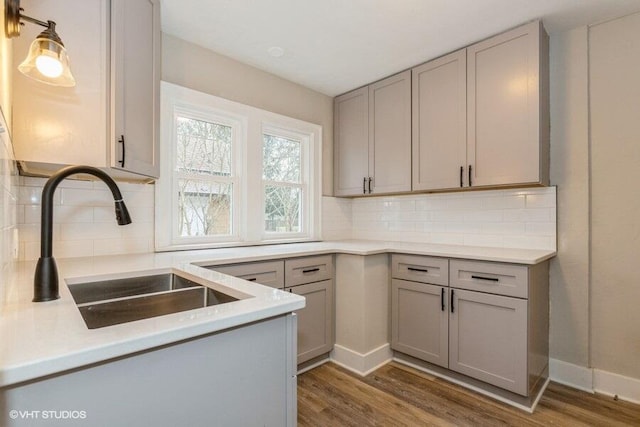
[285, 255, 333, 286]
[210, 260, 285, 289]
[391, 254, 448, 286]
[449, 260, 528, 298]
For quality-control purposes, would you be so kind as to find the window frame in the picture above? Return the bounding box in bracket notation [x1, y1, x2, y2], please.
[156, 82, 322, 251]
[261, 124, 311, 240]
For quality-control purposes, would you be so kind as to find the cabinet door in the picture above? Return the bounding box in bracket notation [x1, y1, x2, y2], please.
[287, 279, 334, 364]
[391, 279, 448, 368]
[449, 289, 528, 395]
[467, 21, 544, 187]
[368, 71, 412, 194]
[111, 0, 160, 178]
[412, 50, 467, 191]
[334, 87, 369, 196]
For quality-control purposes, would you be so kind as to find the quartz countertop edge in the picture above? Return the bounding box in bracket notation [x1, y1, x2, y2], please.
[0, 240, 556, 388]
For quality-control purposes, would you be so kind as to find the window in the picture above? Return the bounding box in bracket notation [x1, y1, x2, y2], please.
[262, 129, 308, 236]
[156, 82, 321, 250]
[176, 115, 235, 239]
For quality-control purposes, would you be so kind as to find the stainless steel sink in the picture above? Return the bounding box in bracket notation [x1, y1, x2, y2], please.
[68, 273, 241, 329]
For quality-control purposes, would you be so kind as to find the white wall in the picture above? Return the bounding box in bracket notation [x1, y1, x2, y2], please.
[162, 34, 335, 196]
[547, 11, 640, 399]
[589, 12, 640, 381]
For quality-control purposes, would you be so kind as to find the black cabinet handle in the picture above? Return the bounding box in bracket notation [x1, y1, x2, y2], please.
[407, 267, 428, 273]
[441, 288, 445, 311]
[368, 177, 372, 194]
[363, 177, 366, 194]
[468, 164, 472, 187]
[246, 278, 257, 282]
[460, 166, 463, 187]
[451, 289, 455, 313]
[118, 135, 125, 167]
[302, 268, 320, 274]
[471, 275, 499, 282]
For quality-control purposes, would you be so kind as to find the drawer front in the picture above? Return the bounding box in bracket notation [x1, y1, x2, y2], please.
[285, 255, 333, 286]
[212, 260, 285, 289]
[449, 260, 528, 298]
[391, 254, 448, 286]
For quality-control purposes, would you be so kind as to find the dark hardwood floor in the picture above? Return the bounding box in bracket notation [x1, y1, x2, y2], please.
[298, 362, 640, 426]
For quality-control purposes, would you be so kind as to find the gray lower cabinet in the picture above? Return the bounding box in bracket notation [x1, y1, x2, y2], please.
[210, 255, 335, 365]
[448, 288, 528, 395]
[391, 279, 448, 368]
[391, 254, 549, 397]
[286, 279, 334, 364]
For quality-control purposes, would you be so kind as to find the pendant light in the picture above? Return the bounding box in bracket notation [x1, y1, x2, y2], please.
[4, 0, 75, 87]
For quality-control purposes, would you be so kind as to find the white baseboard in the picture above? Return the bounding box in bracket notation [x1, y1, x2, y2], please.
[593, 369, 640, 405]
[550, 358, 640, 405]
[330, 343, 393, 376]
[549, 358, 594, 393]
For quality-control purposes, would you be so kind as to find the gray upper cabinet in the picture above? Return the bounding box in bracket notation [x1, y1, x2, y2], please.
[334, 87, 369, 196]
[111, 0, 161, 178]
[334, 71, 411, 196]
[412, 50, 467, 191]
[368, 71, 412, 195]
[12, 0, 161, 180]
[467, 21, 549, 188]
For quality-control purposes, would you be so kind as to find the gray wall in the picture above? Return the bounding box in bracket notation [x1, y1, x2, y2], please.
[549, 11, 640, 380]
[161, 34, 334, 195]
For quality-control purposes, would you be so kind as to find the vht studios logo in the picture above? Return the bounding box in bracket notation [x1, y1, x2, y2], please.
[9, 410, 87, 420]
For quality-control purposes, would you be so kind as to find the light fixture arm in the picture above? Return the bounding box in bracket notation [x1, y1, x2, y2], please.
[5, 0, 58, 39]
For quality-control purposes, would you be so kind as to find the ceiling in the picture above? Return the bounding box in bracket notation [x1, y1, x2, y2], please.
[161, 0, 640, 96]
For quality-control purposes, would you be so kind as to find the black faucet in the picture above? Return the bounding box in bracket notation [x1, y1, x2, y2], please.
[34, 165, 132, 302]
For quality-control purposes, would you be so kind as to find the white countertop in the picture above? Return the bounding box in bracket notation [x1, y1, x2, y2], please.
[0, 240, 555, 388]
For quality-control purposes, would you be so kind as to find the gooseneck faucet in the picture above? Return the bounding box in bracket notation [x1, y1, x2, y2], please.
[34, 165, 132, 302]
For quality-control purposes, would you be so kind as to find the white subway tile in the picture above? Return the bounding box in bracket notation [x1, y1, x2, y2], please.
[525, 222, 556, 235]
[93, 238, 152, 256]
[432, 210, 466, 222]
[503, 208, 552, 222]
[503, 235, 556, 250]
[463, 234, 504, 248]
[526, 192, 557, 208]
[53, 240, 95, 259]
[59, 222, 121, 241]
[483, 195, 526, 210]
[463, 209, 504, 222]
[431, 233, 465, 245]
[388, 222, 416, 232]
[60, 188, 112, 207]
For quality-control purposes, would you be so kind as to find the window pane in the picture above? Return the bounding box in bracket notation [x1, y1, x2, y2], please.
[178, 179, 232, 237]
[262, 134, 301, 183]
[264, 185, 301, 233]
[176, 117, 232, 176]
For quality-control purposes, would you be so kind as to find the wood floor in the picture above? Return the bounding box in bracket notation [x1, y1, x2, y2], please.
[298, 362, 640, 426]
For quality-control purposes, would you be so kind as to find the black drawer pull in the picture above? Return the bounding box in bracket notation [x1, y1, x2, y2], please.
[407, 267, 429, 273]
[468, 164, 472, 187]
[368, 177, 372, 193]
[118, 135, 125, 167]
[302, 268, 320, 274]
[471, 275, 499, 282]
[451, 289, 455, 313]
[460, 166, 463, 188]
[441, 288, 445, 311]
[363, 177, 366, 194]
[246, 278, 257, 282]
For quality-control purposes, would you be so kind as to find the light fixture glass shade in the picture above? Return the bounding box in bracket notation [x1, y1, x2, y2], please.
[18, 37, 76, 87]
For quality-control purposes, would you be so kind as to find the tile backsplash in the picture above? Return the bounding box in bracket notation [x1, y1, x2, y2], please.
[16, 182, 555, 262]
[1, 115, 18, 291]
[322, 187, 557, 251]
[17, 177, 155, 261]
